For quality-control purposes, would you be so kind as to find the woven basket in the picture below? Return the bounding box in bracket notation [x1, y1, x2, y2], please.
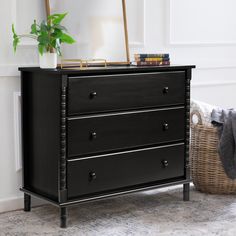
[190, 110, 236, 194]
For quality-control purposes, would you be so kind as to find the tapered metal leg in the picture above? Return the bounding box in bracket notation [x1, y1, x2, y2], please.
[183, 183, 190, 201]
[60, 207, 68, 228]
[24, 193, 31, 212]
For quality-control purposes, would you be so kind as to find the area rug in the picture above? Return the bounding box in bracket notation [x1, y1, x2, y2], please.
[0, 185, 236, 236]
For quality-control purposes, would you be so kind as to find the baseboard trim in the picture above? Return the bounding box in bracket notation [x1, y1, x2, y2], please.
[0, 195, 46, 213]
[0, 196, 23, 213]
[192, 80, 236, 88]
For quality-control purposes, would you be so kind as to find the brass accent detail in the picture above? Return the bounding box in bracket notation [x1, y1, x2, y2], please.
[60, 59, 107, 70]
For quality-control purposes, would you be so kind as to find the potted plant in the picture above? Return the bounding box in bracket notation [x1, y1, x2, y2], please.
[12, 13, 76, 69]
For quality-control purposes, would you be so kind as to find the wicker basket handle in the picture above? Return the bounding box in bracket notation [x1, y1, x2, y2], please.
[190, 110, 203, 126]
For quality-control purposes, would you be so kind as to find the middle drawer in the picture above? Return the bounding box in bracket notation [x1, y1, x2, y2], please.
[67, 107, 185, 158]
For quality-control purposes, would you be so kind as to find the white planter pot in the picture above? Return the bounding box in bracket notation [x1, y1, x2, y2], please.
[39, 53, 57, 69]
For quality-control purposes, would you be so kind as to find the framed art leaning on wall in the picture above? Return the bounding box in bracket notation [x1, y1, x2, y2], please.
[45, 0, 131, 66]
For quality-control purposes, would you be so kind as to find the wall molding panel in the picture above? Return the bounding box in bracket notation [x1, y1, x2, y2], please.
[0, 65, 38, 77]
[0, 65, 19, 77]
[11, 0, 41, 47]
[128, 0, 146, 48]
[168, 0, 236, 46]
[13, 92, 22, 172]
[195, 66, 236, 70]
[192, 81, 236, 88]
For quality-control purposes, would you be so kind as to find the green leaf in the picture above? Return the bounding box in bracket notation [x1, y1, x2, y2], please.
[12, 24, 20, 52]
[51, 39, 61, 56]
[13, 37, 20, 53]
[37, 34, 49, 45]
[38, 44, 45, 55]
[30, 20, 38, 35]
[60, 33, 76, 44]
[48, 13, 61, 19]
[12, 24, 16, 35]
[12, 12, 74, 55]
[40, 20, 48, 33]
[54, 24, 68, 32]
[52, 28, 63, 38]
[51, 13, 68, 25]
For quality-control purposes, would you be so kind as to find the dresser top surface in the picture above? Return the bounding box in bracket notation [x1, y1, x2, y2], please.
[19, 65, 195, 76]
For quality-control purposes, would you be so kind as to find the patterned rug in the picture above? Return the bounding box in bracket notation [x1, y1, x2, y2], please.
[0, 185, 236, 236]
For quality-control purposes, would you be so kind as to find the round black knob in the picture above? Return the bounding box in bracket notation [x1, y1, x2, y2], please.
[90, 132, 97, 140]
[162, 160, 169, 168]
[90, 92, 97, 99]
[163, 87, 169, 94]
[163, 123, 169, 131]
[89, 172, 97, 181]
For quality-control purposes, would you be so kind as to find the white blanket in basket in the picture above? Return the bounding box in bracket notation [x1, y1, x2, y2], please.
[191, 99, 218, 126]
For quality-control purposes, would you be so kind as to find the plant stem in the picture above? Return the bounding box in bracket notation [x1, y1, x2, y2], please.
[18, 34, 37, 40]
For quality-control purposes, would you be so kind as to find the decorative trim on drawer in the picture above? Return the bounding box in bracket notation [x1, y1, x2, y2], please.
[68, 70, 184, 79]
[61, 179, 190, 206]
[67, 142, 185, 162]
[67, 106, 185, 120]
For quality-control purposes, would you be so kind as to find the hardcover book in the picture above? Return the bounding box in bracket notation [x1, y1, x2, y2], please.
[134, 54, 170, 59]
[136, 58, 170, 62]
[133, 61, 171, 66]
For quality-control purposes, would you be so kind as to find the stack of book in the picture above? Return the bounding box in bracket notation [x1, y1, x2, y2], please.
[133, 53, 170, 66]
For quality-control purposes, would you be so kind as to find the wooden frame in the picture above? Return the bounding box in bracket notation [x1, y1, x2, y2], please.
[45, 0, 130, 67]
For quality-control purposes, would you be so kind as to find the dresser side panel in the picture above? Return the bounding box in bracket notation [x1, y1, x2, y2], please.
[21, 71, 62, 201]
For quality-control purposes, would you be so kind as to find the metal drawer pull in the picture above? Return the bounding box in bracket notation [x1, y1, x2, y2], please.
[89, 172, 97, 181]
[162, 160, 169, 168]
[90, 91, 97, 99]
[163, 123, 169, 131]
[90, 132, 97, 140]
[163, 87, 169, 94]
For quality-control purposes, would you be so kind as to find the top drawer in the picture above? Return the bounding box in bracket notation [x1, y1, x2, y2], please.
[68, 71, 186, 115]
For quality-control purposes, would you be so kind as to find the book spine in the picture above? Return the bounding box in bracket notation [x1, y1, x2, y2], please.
[136, 58, 170, 62]
[134, 54, 169, 58]
[136, 61, 170, 66]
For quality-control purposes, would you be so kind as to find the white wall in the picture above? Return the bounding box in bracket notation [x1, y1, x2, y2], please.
[1, 0, 236, 212]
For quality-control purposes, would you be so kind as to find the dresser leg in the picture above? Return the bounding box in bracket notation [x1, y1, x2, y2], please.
[183, 183, 190, 201]
[24, 193, 31, 212]
[60, 207, 68, 228]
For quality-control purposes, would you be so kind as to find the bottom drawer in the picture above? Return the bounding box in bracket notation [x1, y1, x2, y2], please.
[67, 143, 185, 199]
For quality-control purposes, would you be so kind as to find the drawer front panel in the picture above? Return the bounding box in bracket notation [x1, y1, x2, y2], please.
[68, 108, 185, 157]
[68, 72, 185, 115]
[67, 144, 185, 199]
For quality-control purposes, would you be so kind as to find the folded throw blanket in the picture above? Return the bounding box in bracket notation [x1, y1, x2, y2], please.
[211, 108, 236, 179]
[191, 99, 218, 126]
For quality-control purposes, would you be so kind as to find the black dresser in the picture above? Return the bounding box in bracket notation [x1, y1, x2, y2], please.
[19, 65, 195, 228]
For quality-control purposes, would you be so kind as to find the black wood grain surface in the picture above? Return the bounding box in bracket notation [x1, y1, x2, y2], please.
[68, 72, 185, 115]
[67, 144, 185, 199]
[20, 65, 194, 208]
[67, 107, 185, 157]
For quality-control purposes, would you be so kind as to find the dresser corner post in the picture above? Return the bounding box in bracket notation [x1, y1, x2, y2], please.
[183, 68, 192, 201]
[59, 74, 68, 200]
[24, 193, 31, 212]
[60, 207, 68, 228]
